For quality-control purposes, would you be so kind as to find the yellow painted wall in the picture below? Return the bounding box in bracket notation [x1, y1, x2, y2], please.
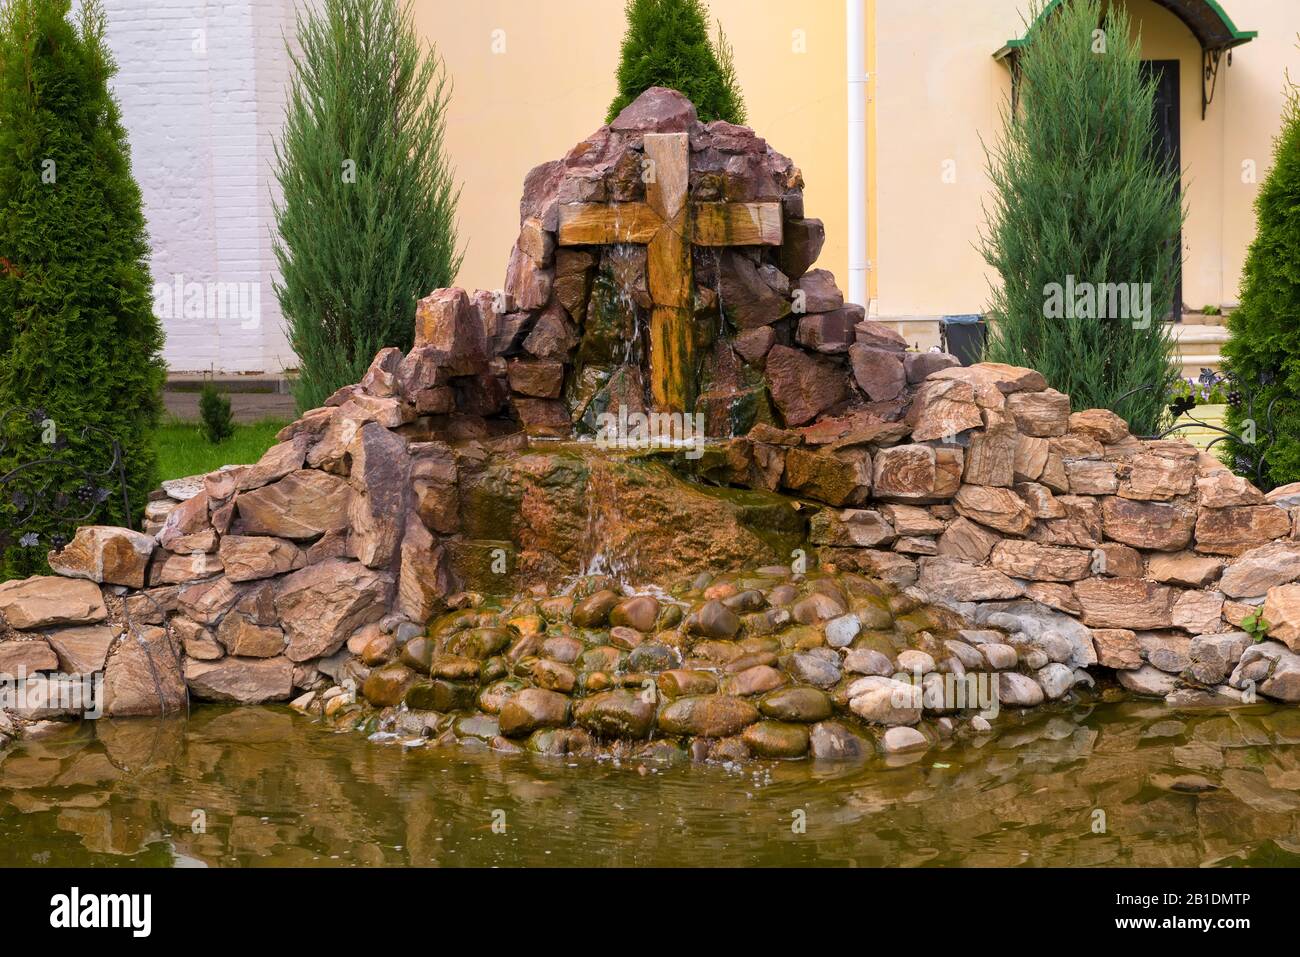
[1217, 1, 1298, 306]
[417, 0, 1298, 322]
[413, 0, 847, 298]
[872, 0, 1299, 320]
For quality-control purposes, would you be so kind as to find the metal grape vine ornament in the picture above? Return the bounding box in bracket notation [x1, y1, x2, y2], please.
[0, 407, 132, 554]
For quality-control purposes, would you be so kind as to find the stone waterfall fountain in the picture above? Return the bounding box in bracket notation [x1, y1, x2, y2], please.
[5, 87, 1300, 764]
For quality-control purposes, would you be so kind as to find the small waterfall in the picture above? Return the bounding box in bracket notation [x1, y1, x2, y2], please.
[609, 243, 645, 368]
[578, 456, 634, 582]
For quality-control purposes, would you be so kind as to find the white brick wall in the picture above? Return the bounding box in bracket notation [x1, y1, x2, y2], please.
[101, 0, 303, 374]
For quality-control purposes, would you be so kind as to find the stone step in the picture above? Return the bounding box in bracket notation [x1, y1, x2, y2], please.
[1172, 325, 1230, 346]
[1172, 323, 1228, 378]
[1179, 354, 1225, 379]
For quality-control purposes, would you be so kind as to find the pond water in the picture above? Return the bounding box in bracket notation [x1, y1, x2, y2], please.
[3, 700, 1300, 867]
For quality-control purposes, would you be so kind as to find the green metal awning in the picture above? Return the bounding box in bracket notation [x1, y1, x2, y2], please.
[993, 0, 1257, 117]
[994, 0, 1256, 60]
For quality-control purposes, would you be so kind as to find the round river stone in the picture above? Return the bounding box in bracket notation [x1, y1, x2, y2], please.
[742, 720, 810, 758]
[657, 694, 759, 737]
[573, 689, 657, 738]
[759, 686, 834, 722]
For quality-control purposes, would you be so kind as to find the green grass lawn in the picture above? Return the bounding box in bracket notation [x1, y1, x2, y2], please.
[155, 418, 290, 482]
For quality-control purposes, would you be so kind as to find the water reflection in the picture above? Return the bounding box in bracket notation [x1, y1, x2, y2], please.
[3, 701, 1300, 867]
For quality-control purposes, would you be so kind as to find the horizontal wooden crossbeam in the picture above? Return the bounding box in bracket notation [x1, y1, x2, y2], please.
[557, 200, 783, 248]
[557, 202, 661, 245]
[692, 202, 782, 246]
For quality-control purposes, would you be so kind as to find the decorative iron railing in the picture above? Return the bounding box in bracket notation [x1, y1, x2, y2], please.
[0, 407, 132, 555]
[1116, 368, 1279, 490]
[0, 409, 184, 719]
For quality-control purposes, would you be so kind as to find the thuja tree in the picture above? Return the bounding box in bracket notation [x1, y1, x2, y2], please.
[1221, 76, 1300, 489]
[980, 0, 1182, 435]
[0, 0, 165, 577]
[606, 0, 747, 125]
[275, 0, 461, 414]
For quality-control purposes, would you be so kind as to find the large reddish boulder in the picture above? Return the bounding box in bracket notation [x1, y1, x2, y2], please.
[507, 358, 565, 398]
[522, 303, 579, 360]
[848, 345, 906, 401]
[411, 441, 460, 535]
[0, 638, 58, 675]
[1072, 578, 1177, 630]
[47, 526, 155, 589]
[908, 378, 983, 441]
[719, 251, 790, 329]
[777, 218, 825, 278]
[103, 626, 187, 716]
[274, 559, 393, 662]
[794, 269, 843, 312]
[414, 288, 488, 374]
[184, 657, 294, 704]
[514, 397, 572, 437]
[504, 244, 553, 310]
[765, 345, 849, 427]
[346, 422, 410, 569]
[609, 85, 698, 132]
[1195, 505, 1292, 556]
[1101, 498, 1196, 552]
[873, 444, 963, 502]
[0, 576, 107, 630]
[397, 514, 455, 623]
[234, 470, 353, 540]
[218, 535, 305, 582]
[952, 485, 1034, 535]
[797, 312, 855, 354]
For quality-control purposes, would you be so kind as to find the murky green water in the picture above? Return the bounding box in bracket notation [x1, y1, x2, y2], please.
[3, 700, 1300, 867]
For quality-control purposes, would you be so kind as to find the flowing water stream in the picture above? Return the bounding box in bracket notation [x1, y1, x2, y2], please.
[3, 699, 1300, 867]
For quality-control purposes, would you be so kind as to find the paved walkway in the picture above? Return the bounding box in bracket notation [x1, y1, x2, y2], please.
[163, 390, 296, 424]
[163, 374, 296, 424]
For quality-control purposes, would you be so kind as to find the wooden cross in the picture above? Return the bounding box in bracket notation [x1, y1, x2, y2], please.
[556, 132, 783, 414]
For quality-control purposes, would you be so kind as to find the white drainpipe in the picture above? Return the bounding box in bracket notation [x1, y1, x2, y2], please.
[846, 0, 868, 309]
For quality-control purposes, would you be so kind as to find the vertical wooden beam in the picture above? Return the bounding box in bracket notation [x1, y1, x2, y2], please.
[642, 132, 693, 414]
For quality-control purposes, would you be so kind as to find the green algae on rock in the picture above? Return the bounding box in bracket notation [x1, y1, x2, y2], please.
[291, 564, 1093, 764]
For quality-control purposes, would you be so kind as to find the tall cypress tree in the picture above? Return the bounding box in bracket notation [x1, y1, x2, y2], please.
[980, 0, 1183, 435]
[274, 0, 462, 414]
[1221, 76, 1300, 489]
[0, 0, 165, 577]
[607, 0, 747, 125]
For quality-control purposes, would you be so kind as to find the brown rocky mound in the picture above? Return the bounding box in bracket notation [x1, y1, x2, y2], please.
[2, 88, 1300, 761]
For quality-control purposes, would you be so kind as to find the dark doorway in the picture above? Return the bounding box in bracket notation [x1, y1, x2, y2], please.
[1141, 59, 1183, 322]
